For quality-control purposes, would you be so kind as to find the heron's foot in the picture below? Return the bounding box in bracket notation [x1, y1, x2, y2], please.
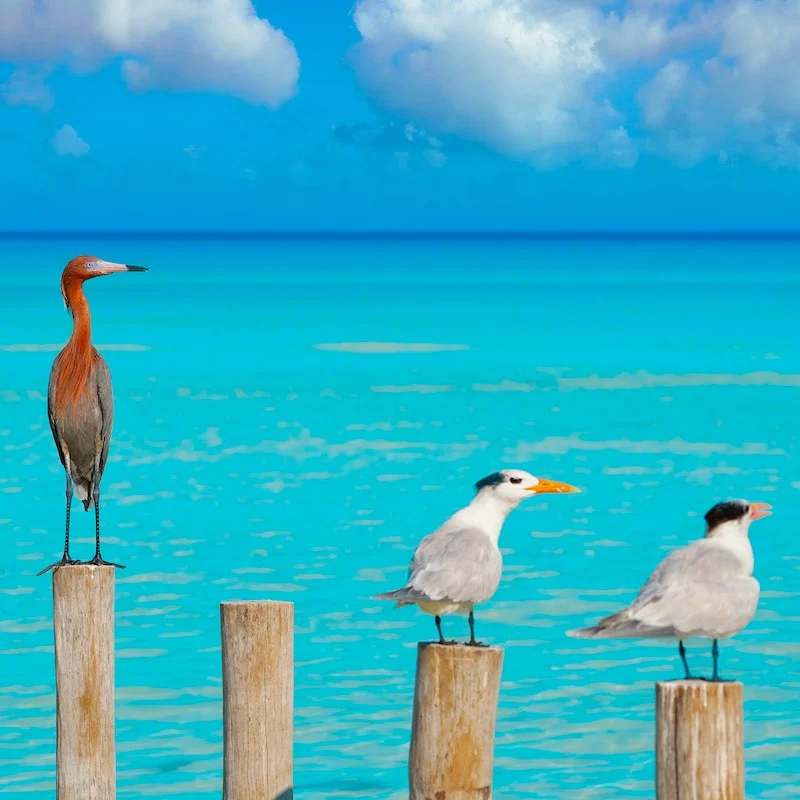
[468, 638, 489, 648]
[36, 555, 79, 576]
[710, 675, 733, 683]
[436, 639, 457, 646]
[85, 554, 126, 569]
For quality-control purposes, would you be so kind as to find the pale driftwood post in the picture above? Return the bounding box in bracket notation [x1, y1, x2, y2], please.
[409, 643, 503, 800]
[221, 601, 293, 800]
[656, 680, 745, 800]
[53, 565, 116, 800]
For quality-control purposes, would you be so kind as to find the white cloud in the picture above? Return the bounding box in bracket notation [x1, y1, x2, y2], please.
[0, 67, 54, 110]
[52, 125, 90, 157]
[351, 0, 642, 166]
[351, 0, 800, 167]
[0, 0, 299, 108]
[638, 1, 800, 164]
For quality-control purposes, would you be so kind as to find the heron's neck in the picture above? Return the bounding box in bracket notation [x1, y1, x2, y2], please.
[448, 492, 518, 545]
[65, 280, 92, 351]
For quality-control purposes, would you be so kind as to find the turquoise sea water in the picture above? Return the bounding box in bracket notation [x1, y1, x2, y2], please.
[1, 234, 799, 798]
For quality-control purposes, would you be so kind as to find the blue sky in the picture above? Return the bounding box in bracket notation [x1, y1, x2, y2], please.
[2, 0, 800, 231]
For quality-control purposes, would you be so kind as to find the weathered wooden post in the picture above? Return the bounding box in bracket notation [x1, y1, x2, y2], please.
[53, 565, 116, 800]
[221, 601, 294, 800]
[656, 680, 745, 800]
[409, 643, 503, 800]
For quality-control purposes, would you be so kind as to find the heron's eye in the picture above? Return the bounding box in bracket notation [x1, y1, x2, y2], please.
[509, 477, 523, 485]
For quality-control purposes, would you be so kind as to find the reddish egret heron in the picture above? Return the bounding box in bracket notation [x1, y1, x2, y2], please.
[38, 256, 148, 575]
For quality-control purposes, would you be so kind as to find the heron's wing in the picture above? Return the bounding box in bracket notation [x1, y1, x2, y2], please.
[407, 527, 501, 604]
[47, 358, 66, 468]
[627, 541, 756, 632]
[93, 354, 114, 477]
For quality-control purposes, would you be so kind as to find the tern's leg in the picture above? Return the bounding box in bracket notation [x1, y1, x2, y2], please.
[679, 640, 692, 680]
[87, 454, 125, 569]
[711, 639, 722, 682]
[467, 610, 487, 647]
[435, 616, 456, 645]
[38, 455, 79, 576]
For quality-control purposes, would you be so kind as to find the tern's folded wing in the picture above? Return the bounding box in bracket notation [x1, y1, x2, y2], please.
[407, 527, 502, 604]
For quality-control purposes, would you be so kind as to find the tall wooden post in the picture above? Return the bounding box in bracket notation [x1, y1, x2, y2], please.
[409, 643, 503, 800]
[656, 680, 745, 800]
[221, 601, 294, 800]
[53, 565, 116, 800]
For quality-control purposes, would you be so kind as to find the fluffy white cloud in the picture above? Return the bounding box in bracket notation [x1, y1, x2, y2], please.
[352, 0, 800, 166]
[52, 125, 90, 157]
[639, 0, 800, 164]
[0, 0, 299, 108]
[352, 0, 631, 165]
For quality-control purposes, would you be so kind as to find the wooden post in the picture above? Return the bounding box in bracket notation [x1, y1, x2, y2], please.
[53, 565, 116, 800]
[656, 680, 745, 800]
[221, 601, 293, 800]
[409, 643, 503, 800]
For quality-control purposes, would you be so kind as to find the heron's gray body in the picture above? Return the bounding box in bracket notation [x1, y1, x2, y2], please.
[48, 351, 114, 509]
[570, 537, 759, 641]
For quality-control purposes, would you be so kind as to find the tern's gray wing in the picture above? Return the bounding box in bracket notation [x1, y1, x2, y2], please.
[94, 353, 114, 479]
[572, 540, 759, 639]
[404, 527, 502, 604]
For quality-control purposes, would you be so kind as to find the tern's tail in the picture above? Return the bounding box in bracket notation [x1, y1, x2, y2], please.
[375, 587, 426, 607]
[568, 609, 674, 639]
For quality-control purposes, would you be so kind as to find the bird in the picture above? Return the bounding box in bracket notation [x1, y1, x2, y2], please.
[376, 468, 580, 646]
[38, 256, 148, 575]
[568, 499, 772, 681]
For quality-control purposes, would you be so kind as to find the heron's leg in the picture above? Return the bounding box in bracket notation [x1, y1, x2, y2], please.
[86, 454, 125, 569]
[37, 455, 78, 575]
[467, 610, 487, 647]
[679, 640, 692, 680]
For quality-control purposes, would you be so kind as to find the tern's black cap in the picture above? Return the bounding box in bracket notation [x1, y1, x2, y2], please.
[704, 500, 749, 529]
[474, 471, 506, 492]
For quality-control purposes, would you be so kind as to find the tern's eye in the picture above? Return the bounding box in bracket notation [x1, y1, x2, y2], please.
[509, 477, 523, 485]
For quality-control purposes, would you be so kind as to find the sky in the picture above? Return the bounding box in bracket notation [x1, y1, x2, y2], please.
[2, 0, 800, 232]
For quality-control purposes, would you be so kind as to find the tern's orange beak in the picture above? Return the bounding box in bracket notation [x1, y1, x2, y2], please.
[526, 479, 581, 494]
[749, 502, 772, 521]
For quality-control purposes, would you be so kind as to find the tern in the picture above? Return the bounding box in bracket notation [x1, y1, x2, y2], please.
[569, 499, 772, 681]
[377, 469, 580, 646]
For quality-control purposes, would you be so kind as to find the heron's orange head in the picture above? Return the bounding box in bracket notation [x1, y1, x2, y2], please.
[61, 255, 148, 308]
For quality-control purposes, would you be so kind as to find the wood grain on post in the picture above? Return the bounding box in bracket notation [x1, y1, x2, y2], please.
[656, 680, 744, 800]
[409, 643, 503, 800]
[221, 601, 293, 800]
[53, 565, 116, 800]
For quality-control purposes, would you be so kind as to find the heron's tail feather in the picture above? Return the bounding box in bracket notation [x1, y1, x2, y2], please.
[72, 480, 93, 511]
[375, 587, 426, 607]
[568, 609, 674, 639]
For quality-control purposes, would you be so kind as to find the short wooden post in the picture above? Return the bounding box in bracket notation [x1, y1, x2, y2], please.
[409, 643, 503, 800]
[53, 565, 116, 800]
[221, 601, 293, 800]
[656, 680, 744, 800]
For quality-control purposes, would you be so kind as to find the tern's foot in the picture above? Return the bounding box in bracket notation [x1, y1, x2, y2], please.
[36, 555, 79, 576]
[85, 554, 126, 569]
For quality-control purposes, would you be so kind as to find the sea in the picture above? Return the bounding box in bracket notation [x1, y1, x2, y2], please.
[1, 233, 798, 798]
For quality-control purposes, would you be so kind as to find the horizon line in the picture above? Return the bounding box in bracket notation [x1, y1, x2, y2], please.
[4, 230, 800, 239]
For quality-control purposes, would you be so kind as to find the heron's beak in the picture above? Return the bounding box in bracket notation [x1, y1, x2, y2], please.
[526, 479, 581, 494]
[749, 502, 772, 521]
[97, 261, 149, 275]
